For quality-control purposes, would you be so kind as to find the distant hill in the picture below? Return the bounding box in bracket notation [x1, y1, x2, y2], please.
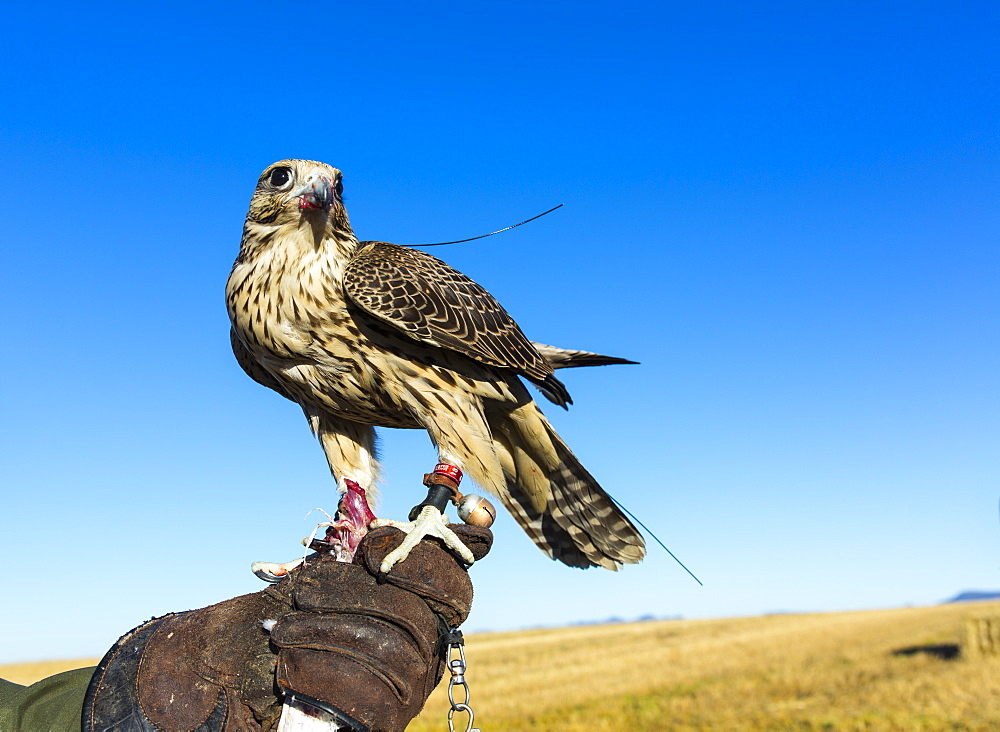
[943, 590, 1000, 603]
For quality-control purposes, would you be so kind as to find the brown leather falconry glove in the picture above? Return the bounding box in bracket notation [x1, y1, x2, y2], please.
[82, 525, 492, 732]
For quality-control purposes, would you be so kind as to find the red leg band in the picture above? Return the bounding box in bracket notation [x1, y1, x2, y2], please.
[432, 463, 463, 485]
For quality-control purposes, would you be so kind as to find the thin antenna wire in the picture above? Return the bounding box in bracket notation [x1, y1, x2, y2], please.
[409, 204, 564, 247]
[401, 202, 697, 583]
[609, 495, 703, 586]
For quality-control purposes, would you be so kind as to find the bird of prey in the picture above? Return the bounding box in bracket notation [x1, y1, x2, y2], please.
[227, 159, 645, 571]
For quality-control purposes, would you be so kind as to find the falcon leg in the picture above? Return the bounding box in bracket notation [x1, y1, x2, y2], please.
[319, 478, 376, 562]
[308, 412, 380, 507]
[311, 418, 380, 560]
[371, 463, 476, 573]
[249, 413, 380, 581]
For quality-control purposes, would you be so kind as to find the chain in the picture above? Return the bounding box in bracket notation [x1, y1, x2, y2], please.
[443, 629, 480, 732]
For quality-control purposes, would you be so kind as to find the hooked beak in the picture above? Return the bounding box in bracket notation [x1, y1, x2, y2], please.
[285, 173, 333, 211]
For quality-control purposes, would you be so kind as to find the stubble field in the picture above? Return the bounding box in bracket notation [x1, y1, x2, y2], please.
[409, 601, 1000, 731]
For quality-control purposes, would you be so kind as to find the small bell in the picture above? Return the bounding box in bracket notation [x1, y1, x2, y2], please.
[456, 493, 497, 528]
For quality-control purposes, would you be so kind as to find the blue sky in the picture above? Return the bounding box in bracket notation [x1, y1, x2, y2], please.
[1, 1, 997, 663]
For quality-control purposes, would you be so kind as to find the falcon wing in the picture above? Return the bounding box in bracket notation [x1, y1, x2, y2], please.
[344, 242, 571, 407]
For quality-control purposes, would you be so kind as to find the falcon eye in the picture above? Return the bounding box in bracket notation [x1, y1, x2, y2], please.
[268, 167, 292, 188]
[335, 179, 344, 198]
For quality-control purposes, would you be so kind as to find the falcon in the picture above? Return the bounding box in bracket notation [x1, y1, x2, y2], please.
[227, 159, 646, 571]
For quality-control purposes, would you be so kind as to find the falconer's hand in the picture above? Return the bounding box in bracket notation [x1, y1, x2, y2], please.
[82, 525, 492, 732]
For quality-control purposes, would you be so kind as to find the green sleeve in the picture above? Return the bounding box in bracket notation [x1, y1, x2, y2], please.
[0, 667, 96, 732]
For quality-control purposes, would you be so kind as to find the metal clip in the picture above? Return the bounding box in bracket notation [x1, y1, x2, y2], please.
[445, 629, 480, 732]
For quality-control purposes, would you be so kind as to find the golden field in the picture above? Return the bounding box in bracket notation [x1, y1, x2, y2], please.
[3, 601, 999, 730]
[409, 601, 1000, 731]
[0, 658, 100, 686]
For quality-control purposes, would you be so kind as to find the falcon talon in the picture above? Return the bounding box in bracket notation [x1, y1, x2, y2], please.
[373, 506, 476, 572]
[251, 558, 304, 583]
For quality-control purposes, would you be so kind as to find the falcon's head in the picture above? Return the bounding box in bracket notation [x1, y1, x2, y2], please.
[244, 159, 351, 234]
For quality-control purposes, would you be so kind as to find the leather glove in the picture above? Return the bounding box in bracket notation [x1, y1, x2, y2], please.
[82, 525, 492, 732]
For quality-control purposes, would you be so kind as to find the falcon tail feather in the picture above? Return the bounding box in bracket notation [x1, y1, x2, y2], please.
[494, 414, 646, 570]
[532, 341, 639, 370]
[530, 342, 637, 408]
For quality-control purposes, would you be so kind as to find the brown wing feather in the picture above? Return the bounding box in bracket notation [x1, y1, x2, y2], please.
[344, 242, 572, 406]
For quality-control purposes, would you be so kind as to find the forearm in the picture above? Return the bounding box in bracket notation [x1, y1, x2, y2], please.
[0, 668, 95, 732]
